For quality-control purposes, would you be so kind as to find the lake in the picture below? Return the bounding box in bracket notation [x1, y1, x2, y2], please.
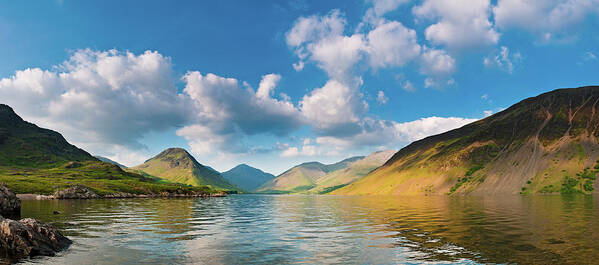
[13, 194, 599, 264]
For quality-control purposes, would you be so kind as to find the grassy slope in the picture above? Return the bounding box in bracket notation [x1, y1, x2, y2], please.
[0, 104, 216, 195]
[334, 86, 599, 196]
[308, 150, 396, 194]
[256, 155, 393, 194]
[133, 148, 237, 191]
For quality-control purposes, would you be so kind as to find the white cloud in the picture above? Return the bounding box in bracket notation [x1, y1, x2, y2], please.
[413, 0, 499, 49]
[483, 110, 493, 117]
[483, 46, 522, 73]
[280, 146, 300, 157]
[420, 47, 456, 76]
[366, 20, 421, 69]
[424, 77, 455, 89]
[368, 0, 411, 17]
[583, 51, 597, 61]
[402, 80, 416, 92]
[377, 90, 388, 104]
[0, 49, 189, 163]
[256, 73, 282, 99]
[309, 34, 366, 81]
[493, 0, 599, 36]
[299, 79, 367, 135]
[287, 10, 424, 81]
[481, 94, 489, 100]
[313, 116, 477, 151]
[179, 71, 304, 156]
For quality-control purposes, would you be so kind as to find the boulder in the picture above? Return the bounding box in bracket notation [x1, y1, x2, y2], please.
[0, 184, 21, 218]
[0, 216, 72, 262]
[53, 185, 99, 199]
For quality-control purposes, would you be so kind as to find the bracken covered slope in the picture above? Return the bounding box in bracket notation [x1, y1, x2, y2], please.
[334, 86, 599, 195]
[133, 148, 238, 191]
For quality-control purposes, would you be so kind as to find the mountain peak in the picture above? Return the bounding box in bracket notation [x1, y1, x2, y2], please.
[0, 104, 25, 127]
[134, 147, 237, 190]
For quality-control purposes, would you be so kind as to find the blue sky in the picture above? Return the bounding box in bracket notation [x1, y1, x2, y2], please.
[0, 0, 598, 174]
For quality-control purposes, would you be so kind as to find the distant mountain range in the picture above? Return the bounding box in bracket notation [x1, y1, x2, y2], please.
[335, 86, 599, 195]
[94, 156, 127, 168]
[132, 148, 238, 191]
[221, 164, 275, 192]
[256, 152, 395, 194]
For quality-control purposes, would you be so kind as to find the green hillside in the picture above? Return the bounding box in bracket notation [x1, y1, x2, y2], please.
[334, 86, 599, 196]
[256, 156, 364, 193]
[0, 104, 216, 196]
[133, 148, 238, 191]
[309, 150, 396, 194]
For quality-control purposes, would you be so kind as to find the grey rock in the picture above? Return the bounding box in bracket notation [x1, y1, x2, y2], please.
[0, 216, 72, 262]
[53, 185, 99, 199]
[0, 184, 21, 218]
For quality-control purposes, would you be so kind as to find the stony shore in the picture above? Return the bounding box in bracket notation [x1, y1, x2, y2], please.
[17, 185, 229, 200]
[1, 184, 72, 263]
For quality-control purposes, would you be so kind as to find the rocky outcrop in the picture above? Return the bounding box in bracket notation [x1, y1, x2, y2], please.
[0, 216, 72, 262]
[53, 185, 99, 199]
[0, 184, 21, 218]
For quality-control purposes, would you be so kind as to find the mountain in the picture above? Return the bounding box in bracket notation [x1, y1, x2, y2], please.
[256, 156, 363, 193]
[133, 148, 237, 191]
[309, 150, 396, 194]
[334, 86, 599, 196]
[94, 156, 127, 168]
[0, 104, 95, 168]
[0, 104, 215, 196]
[221, 164, 275, 192]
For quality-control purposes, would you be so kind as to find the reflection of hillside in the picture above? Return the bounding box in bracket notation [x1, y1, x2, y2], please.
[329, 195, 599, 264]
[19, 195, 599, 264]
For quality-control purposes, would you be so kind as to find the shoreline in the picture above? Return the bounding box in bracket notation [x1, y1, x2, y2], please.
[17, 192, 228, 200]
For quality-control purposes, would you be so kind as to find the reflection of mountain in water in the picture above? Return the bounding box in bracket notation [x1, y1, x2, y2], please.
[18, 195, 599, 264]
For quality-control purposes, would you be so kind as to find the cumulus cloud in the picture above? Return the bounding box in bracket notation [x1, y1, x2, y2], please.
[493, 0, 599, 37]
[178, 71, 304, 156]
[312, 116, 477, 151]
[0, 49, 189, 164]
[413, 0, 499, 49]
[367, 0, 411, 17]
[299, 80, 367, 136]
[366, 21, 421, 69]
[483, 46, 522, 73]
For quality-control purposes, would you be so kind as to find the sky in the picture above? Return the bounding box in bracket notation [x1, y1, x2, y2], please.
[0, 0, 598, 175]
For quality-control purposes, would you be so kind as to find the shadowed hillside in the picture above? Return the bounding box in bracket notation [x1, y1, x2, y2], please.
[0, 104, 215, 196]
[335, 86, 599, 195]
[221, 164, 274, 192]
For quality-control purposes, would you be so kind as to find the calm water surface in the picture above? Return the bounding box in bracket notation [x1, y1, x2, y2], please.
[12, 194, 599, 264]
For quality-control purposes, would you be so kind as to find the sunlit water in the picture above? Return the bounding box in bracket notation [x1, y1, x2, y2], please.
[10, 195, 599, 264]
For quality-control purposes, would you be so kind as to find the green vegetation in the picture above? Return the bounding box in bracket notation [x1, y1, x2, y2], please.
[318, 184, 348, 194]
[449, 164, 485, 194]
[334, 86, 599, 196]
[560, 176, 580, 194]
[258, 151, 395, 194]
[133, 148, 238, 191]
[0, 161, 215, 196]
[465, 164, 484, 176]
[0, 104, 221, 196]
